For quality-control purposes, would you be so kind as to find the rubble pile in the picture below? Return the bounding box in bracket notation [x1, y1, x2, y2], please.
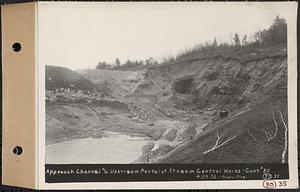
[46, 88, 103, 103]
[171, 110, 199, 119]
[153, 103, 173, 117]
[129, 104, 153, 121]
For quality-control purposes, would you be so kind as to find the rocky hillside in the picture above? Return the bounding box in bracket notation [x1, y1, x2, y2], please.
[131, 44, 288, 163]
[138, 45, 287, 113]
[46, 44, 288, 164]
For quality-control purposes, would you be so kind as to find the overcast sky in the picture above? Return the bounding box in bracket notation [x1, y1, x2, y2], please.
[38, 2, 294, 70]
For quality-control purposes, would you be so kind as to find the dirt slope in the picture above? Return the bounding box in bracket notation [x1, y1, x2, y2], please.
[130, 45, 288, 163]
[138, 46, 287, 113]
[159, 96, 287, 163]
[46, 45, 288, 163]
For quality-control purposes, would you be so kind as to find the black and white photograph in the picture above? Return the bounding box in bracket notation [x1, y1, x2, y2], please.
[43, 3, 290, 167]
[0, 1, 297, 190]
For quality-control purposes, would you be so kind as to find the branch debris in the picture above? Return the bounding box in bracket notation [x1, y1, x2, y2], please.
[266, 112, 279, 141]
[203, 131, 240, 154]
[278, 110, 288, 163]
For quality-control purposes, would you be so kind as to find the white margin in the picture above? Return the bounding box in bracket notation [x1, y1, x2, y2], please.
[36, 1, 299, 190]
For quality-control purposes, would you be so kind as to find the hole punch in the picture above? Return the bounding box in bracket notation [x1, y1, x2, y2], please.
[12, 42, 22, 52]
[12, 146, 23, 156]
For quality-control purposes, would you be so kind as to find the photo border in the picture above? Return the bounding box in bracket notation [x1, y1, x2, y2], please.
[37, 1, 298, 189]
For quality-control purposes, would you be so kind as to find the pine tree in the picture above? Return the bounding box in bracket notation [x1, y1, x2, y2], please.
[242, 35, 248, 46]
[115, 58, 121, 69]
[233, 33, 241, 46]
[212, 38, 218, 47]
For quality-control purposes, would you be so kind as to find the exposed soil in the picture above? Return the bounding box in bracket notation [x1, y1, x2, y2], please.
[46, 45, 288, 163]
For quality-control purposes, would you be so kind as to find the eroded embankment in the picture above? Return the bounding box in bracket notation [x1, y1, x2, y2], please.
[46, 46, 288, 164]
[46, 100, 161, 145]
[46, 99, 198, 152]
[136, 53, 287, 113]
[130, 50, 287, 163]
[159, 96, 288, 163]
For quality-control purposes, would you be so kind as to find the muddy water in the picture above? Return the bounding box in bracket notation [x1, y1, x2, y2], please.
[46, 131, 151, 164]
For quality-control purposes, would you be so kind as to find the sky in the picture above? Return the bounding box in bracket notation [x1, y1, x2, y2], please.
[38, 2, 294, 70]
